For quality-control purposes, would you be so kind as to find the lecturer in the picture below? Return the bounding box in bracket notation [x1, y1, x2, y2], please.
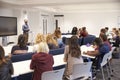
[22, 19, 30, 43]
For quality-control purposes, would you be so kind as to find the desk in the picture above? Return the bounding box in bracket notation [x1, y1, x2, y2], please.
[12, 60, 33, 77]
[3, 45, 13, 56]
[53, 54, 66, 67]
[81, 45, 95, 58]
[12, 54, 65, 77]
[61, 35, 72, 38]
[4, 45, 34, 56]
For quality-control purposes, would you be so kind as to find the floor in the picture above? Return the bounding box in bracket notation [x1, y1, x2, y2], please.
[95, 58, 120, 80]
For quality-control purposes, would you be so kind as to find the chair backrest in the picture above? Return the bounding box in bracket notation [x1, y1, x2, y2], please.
[28, 46, 34, 52]
[41, 68, 65, 80]
[100, 52, 109, 67]
[83, 35, 96, 45]
[107, 47, 116, 60]
[11, 52, 34, 62]
[49, 48, 64, 55]
[70, 62, 92, 80]
[101, 47, 115, 67]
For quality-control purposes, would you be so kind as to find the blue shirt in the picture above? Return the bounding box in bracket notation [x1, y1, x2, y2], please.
[99, 43, 110, 55]
[22, 24, 30, 33]
[95, 43, 110, 69]
[57, 38, 65, 48]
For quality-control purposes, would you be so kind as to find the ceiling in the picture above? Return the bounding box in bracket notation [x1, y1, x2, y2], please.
[0, 0, 120, 13]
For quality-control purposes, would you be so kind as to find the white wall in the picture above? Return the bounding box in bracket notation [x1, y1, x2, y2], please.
[0, 8, 55, 46]
[61, 11, 120, 36]
[0, 7, 120, 46]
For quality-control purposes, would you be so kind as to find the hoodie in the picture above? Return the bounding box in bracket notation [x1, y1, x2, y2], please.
[30, 52, 54, 80]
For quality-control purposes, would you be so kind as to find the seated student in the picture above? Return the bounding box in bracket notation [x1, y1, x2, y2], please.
[80, 27, 88, 37]
[84, 38, 110, 69]
[33, 33, 46, 52]
[11, 34, 28, 54]
[113, 30, 120, 47]
[46, 33, 59, 49]
[30, 42, 54, 80]
[99, 28, 106, 38]
[0, 45, 14, 80]
[63, 35, 83, 80]
[100, 34, 112, 51]
[53, 29, 65, 48]
[71, 27, 80, 38]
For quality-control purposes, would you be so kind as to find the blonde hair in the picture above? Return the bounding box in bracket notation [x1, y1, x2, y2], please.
[37, 42, 49, 53]
[35, 33, 45, 44]
[46, 33, 58, 46]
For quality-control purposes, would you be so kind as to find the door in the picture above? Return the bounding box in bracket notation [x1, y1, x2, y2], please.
[43, 18, 47, 34]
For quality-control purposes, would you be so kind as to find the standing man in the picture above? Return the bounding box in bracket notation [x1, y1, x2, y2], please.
[22, 19, 30, 44]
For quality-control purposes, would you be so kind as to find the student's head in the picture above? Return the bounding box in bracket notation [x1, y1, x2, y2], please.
[46, 33, 53, 43]
[100, 34, 108, 42]
[54, 29, 62, 38]
[71, 27, 78, 35]
[37, 42, 49, 53]
[115, 30, 119, 36]
[82, 27, 86, 31]
[105, 27, 109, 31]
[35, 33, 45, 44]
[112, 28, 117, 33]
[69, 35, 78, 45]
[18, 34, 27, 48]
[46, 33, 58, 46]
[100, 28, 106, 34]
[69, 35, 81, 58]
[92, 37, 102, 47]
[0, 45, 5, 60]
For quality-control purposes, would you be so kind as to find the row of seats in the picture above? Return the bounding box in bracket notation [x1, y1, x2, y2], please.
[62, 35, 96, 45]
[11, 47, 65, 80]
[41, 62, 93, 80]
[11, 47, 65, 62]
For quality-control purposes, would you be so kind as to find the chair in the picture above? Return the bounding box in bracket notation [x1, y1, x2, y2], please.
[83, 35, 96, 45]
[107, 47, 116, 76]
[41, 68, 65, 80]
[11, 52, 34, 62]
[70, 62, 93, 80]
[49, 48, 64, 55]
[100, 52, 111, 80]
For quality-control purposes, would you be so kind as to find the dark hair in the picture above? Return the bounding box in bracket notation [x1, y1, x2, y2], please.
[92, 37, 102, 47]
[100, 34, 108, 42]
[71, 27, 78, 35]
[69, 35, 81, 58]
[105, 27, 109, 30]
[0, 45, 8, 65]
[115, 30, 119, 35]
[18, 34, 27, 48]
[100, 28, 106, 33]
[82, 27, 86, 31]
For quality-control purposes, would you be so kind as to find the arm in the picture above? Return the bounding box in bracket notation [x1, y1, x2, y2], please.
[63, 46, 69, 62]
[51, 55, 54, 66]
[30, 56, 36, 70]
[86, 50, 99, 56]
[13, 50, 28, 54]
[9, 60, 14, 75]
[22, 24, 30, 32]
